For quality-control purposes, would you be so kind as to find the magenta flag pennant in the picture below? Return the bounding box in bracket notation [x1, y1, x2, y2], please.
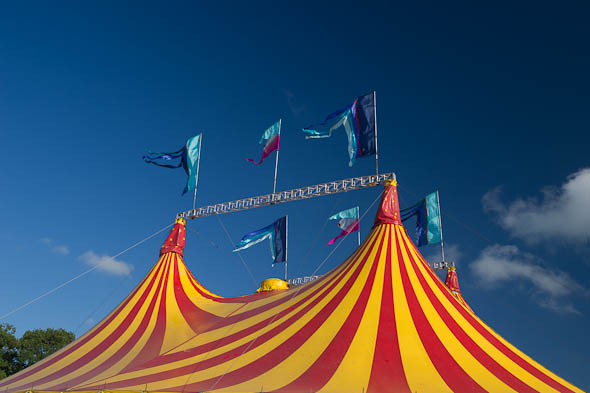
[246, 120, 281, 165]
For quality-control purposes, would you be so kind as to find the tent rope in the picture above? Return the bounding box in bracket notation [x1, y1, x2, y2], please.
[0, 222, 174, 321]
[216, 216, 258, 288]
[291, 195, 342, 280]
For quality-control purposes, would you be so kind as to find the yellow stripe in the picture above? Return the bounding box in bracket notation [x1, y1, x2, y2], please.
[161, 254, 200, 353]
[392, 227, 453, 393]
[177, 261, 246, 317]
[317, 226, 388, 393]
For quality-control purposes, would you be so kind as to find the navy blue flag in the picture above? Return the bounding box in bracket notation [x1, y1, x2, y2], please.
[233, 216, 287, 264]
[303, 92, 376, 166]
[400, 192, 442, 247]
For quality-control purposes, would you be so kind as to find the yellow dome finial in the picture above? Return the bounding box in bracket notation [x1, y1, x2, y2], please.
[175, 217, 186, 226]
[256, 278, 290, 293]
[385, 179, 398, 187]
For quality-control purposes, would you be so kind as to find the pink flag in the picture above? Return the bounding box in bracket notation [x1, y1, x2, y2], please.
[246, 121, 280, 165]
[328, 219, 359, 245]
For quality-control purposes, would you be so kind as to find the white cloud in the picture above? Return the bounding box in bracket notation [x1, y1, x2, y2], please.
[40, 237, 70, 255]
[483, 168, 590, 244]
[470, 244, 586, 314]
[79, 251, 133, 276]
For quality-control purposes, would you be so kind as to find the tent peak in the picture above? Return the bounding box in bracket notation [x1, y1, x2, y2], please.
[445, 266, 461, 293]
[160, 217, 186, 257]
[374, 179, 402, 226]
[445, 266, 474, 312]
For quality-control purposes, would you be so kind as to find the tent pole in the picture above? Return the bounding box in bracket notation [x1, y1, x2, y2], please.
[357, 226, 361, 247]
[373, 91, 379, 175]
[273, 119, 281, 197]
[357, 206, 361, 247]
[285, 215, 288, 281]
[437, 190, 445, 262]
[193, 133, 203, 210]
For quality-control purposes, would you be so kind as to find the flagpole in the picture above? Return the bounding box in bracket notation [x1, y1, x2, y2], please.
[285, 214, 288, 281]
[356, 206, 361, 247]
[273, 119, 281, 196]
[373, 91, 379, 176]
[192, 133, 203, 210]
[437, 190, 445, 262]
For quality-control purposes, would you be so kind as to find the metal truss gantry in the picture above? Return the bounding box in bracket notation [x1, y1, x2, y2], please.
[432, 261, 455, 270]
[177, 172, 396, 220]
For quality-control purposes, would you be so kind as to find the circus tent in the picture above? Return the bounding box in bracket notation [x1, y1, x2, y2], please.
[0, 180, 583, 393]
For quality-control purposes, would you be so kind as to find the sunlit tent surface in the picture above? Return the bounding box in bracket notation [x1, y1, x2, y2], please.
[0, 181, 583, 393]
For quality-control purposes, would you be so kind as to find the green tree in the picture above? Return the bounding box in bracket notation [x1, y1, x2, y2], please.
[0, 323, 19, 379]
[17, 328, 75, 370]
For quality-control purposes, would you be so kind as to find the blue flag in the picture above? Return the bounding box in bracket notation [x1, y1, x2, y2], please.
[400, 192, 442, 246]
[233, 216, 287, 264]
[303, 92, 376, 167]
[143, 134, 201, 195]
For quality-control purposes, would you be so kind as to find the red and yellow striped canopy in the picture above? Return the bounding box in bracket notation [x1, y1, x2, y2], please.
[0, 181, 583, 393]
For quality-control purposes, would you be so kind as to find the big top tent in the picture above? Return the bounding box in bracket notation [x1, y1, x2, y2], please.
[0, 180, 583, 393]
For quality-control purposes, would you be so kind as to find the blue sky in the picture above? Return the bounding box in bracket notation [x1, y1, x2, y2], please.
[0, 1, 589, 389]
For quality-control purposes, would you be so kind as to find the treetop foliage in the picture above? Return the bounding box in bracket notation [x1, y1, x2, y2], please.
[0, 324, 75, 379]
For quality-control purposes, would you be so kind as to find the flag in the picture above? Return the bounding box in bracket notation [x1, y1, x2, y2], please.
[303, 92, 376, 167]
[233, 216, 287, 264]
[327, 206, 359, 245]
[400, 192, 441, 246]
[142, 134, 201, 195]
[246, 120, 281, 165]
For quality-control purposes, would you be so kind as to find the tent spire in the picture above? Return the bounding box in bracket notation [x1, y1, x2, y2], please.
[160, 217, 186, 257]
[373, 178, 402, 226]
[445, 266, 473, 312]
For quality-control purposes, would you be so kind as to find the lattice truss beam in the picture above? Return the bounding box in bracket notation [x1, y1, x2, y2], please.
[177, 172, 396, 220]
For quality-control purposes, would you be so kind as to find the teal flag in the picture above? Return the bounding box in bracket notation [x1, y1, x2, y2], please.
[185, 134, 201, 193]
[425, 192, 441, 244]
[143, 133, 202, 195]
[400, 191, 441, 246]
[328, 206, 359, 221]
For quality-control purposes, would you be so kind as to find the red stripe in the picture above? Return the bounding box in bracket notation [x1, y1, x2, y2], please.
[171, 255, 225, 333]
[406, 237, 578, 393]
[367, 227, 411, 393]
[4, 259, 169, 393]
[399, 232, 539, 393]
[121, 254, 172, 372]
[396, 228, 487, 393]
[83, 228, 385, 391]
[275, 226, 387, 393]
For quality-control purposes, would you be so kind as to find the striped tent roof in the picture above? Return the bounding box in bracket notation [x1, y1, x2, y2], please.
[0, 181, 584, 393]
